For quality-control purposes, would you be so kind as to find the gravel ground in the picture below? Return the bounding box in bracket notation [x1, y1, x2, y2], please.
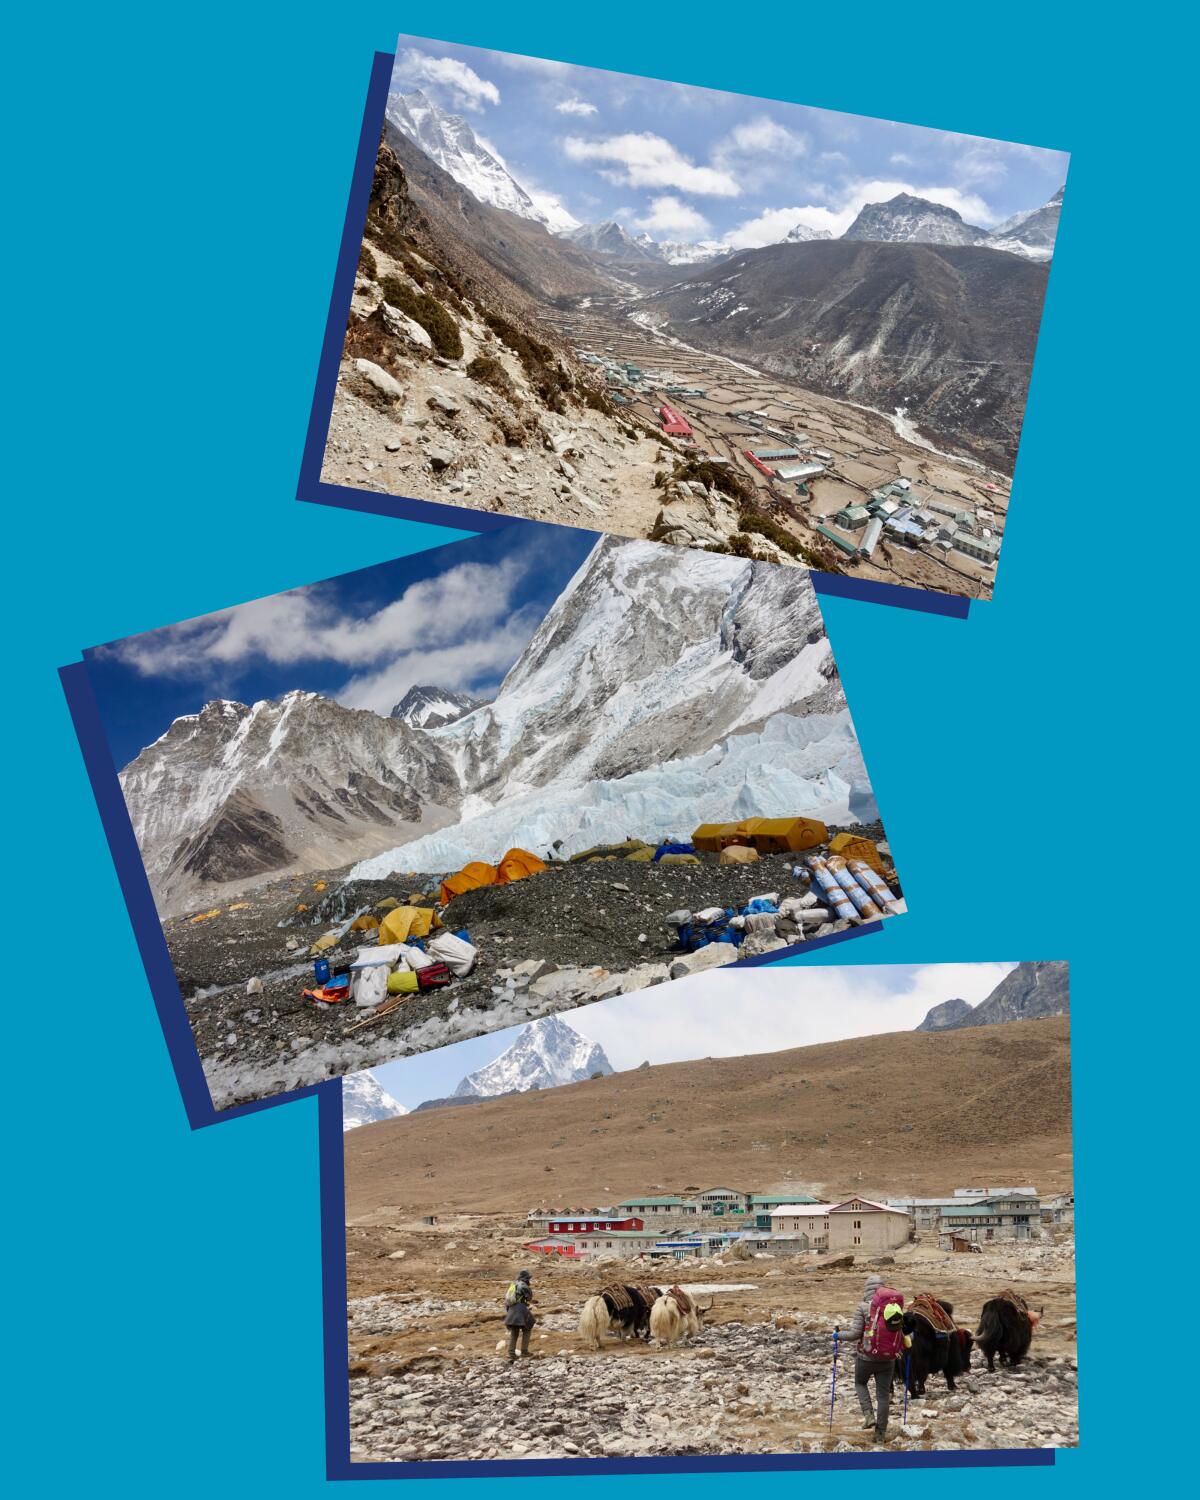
[166, 827, 897, 1112]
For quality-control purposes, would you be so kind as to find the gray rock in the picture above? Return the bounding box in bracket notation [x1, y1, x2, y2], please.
[353, 359, 403, 399]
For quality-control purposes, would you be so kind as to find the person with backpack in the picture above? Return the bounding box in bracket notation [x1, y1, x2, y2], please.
[503, 1270, 536, 1362]
[845, 1275, 912, 1441]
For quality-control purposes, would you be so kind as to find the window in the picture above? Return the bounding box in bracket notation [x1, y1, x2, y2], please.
[854, 1219, 862, 1229]
[853, 1236, 861, 1246]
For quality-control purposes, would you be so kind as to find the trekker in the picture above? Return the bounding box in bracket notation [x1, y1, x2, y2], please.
[504, 1269, 536, 1362]
[845, 1275, 912, 1442]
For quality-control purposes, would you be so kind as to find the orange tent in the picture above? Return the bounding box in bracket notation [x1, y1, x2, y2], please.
[439, 861, 499, 907]
[498, 847, 547, 884]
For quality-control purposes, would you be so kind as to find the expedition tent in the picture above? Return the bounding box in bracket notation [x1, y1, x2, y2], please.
[438, 862, 499, 907]
[377, 904, 440, 945]
[826, 833, 883, 874]
[692, 817, 828, 854]
[497, 848, 547, 884]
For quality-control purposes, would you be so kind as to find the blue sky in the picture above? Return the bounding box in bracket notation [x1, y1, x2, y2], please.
[393, 35, 1068, 246]
[84, 524, 597, 769]
[367, 960, 1019, 1110]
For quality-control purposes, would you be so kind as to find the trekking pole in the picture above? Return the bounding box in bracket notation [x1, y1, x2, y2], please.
[903, 1352, 910, 1424]
[828, 1326, 839, 1430]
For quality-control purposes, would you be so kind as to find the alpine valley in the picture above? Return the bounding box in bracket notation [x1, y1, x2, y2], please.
[320, 63, 1064, 602]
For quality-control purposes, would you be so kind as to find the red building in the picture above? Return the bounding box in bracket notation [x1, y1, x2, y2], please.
[545, 1216, 644, 1234]
[659, 404, 693, 437]
[743, 449, 776, 477]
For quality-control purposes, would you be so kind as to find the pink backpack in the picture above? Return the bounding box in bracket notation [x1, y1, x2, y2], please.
[860, 1287, 905, 1359]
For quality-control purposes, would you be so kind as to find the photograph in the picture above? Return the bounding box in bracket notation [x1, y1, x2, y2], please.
[340, 960, 1074, 1465]
[79, 526, 901, 1113]
[315, 36, 1066, 602]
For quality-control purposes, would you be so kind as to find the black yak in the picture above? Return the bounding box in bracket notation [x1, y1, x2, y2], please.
[975, 1290, 1041, 1371]
[902, 1298, 974, 1394]
[591, 1284, 662, 1342]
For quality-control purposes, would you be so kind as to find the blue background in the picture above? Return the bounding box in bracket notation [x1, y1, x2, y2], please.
[8, 2, 1185, 1494]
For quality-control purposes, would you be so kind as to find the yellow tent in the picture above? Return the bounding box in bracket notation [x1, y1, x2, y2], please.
[624, 846, 656, 862]
[719, 844, 759, 864]
[827, 833, 883, 873]
[498, 847, 547, 884]
[312, 881, 327, 891]
[377, 905, 440, 944]
[309, 929, 340, 956]
[349, 913, 380, 933]
[438, 861, 499, 907]
[190, 908, 221, 924]
[374, 897, 400, 913]
[695, 817, 828, 854]
[692, 822, 736, 853]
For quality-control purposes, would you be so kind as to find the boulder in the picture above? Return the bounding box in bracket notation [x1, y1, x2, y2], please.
[353, 359, 404, 399]
[380, 303, 432, 350]
[669, 942, 738, 979]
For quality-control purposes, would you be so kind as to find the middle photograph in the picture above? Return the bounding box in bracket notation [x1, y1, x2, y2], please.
[81, 526, 903, 1113]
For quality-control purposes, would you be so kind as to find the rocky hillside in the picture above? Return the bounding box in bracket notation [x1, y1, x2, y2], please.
[344, 1015, 1073, 1217]
[637, 239, 1050, 470]
[916, 961, 1069, 1032]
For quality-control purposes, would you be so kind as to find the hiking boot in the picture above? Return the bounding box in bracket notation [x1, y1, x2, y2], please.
[861, 1419, 876, 1431]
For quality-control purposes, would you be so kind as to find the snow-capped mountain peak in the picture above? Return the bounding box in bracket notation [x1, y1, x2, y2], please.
[842, 192, 990, 247]
[453, 1015, 614, 1099]
[785, 223, 833, 243]
[385, 88, 578, 233]
[391, 685, 483, 730]
[343, 1071, 408, 1130]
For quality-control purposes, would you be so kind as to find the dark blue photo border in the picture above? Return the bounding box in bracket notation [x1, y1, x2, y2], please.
[60, 652, 1055, 1474]
[317, 1083, 1054, 1477]
[296, 51, 972, 623]
[60, 656, 881, 1129]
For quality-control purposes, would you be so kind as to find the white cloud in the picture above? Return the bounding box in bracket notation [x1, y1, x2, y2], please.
[562, 132, 741, 197]
[555, 97, 598, 117]
[336, 609, 543, 715]
[102, 556, 536, 694]
[635, 194, 712, 238]
[889, 152, 914, 167]
[714, 115, 809, 166]
[397, 49, 500, 110]
[724, 205, 827, 249]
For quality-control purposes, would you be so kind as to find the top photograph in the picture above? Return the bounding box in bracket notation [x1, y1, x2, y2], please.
[313, 35, 1067, 604]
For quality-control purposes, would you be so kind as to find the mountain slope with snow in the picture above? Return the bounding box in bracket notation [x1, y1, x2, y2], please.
[391, 685, 483, 730]
[842, 193, 991, 247]
[386, 89, 578, 233]
[120, 692, 460, 915]
[352, 536, 872, 875]
[343, 1071, 408, 1130]
[454, 1015, 613, 1098]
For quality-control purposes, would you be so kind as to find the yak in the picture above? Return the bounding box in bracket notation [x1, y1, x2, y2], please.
[579, 1295, 611, 1350]
[902, 1299, 974, 1395]
[975, 1292, 1041, 1372]
[582, 1285, 663, 1348]
[649, 1288, 712, 1348]
[649, 1292, 686, 1347]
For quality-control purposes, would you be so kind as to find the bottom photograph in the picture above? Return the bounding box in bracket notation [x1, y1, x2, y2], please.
[339, 961, 1074, 1467]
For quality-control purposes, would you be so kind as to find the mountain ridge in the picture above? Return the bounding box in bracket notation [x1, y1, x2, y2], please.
[916, 961, 1069, 1032]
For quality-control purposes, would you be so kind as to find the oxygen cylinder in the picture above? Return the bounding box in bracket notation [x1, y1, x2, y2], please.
[825, 856, 883, 921]
[805, 856, 858, 922]
[848, 859, 901, 913]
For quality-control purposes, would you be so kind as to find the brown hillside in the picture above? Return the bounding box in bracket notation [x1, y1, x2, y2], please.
[344, 1016, 1071, 1219]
